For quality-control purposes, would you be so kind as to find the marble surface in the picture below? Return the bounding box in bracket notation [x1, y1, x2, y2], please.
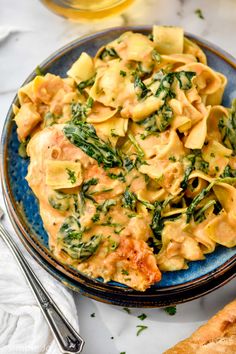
[0, 0, 236, 353]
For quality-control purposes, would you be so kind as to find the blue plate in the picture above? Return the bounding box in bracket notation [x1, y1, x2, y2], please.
[1, 26, 236, 307]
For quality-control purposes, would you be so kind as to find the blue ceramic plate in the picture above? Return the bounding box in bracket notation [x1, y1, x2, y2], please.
[1, 26, 236, 307]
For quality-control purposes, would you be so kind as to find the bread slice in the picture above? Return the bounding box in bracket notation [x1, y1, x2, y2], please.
[164, 299, 236, 354]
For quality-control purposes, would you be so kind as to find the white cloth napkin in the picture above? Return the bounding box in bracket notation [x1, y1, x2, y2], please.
[0, 221, 79, 354]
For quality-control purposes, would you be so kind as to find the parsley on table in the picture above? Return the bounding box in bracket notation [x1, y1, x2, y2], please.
[138, 313, 147, 321]
[164, 306, 177, 316]
[136, 325, 148, 336]
[123, 307, 131, 314]
[195, 8, 204, 19]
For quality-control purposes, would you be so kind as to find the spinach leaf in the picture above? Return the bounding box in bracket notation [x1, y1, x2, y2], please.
[97, 199, 116, 214]
[155, 71, 196, 100]
[181, 155, 196, 190]
[43, 112, 58, 127]
[107, 171, 126, 182]
[186, 181, 215, 223]
[77, 76, 96, 94]
[218, 99, 236, 153]
[99, 47, 119, 60]
[122, 189, 137, 211]
[194, 200, 216, 223]
[48, 191, 70, 211]
[59, 216, 101, 261]
[138, 105, 173, 133]
[71, 96, 94, 124]
[134, 75, 150, 100]
[220, 165, 236, 178]
[63, 122, 122, 168]
[128, 133, 144, 158]
[151, 202, 163, 241]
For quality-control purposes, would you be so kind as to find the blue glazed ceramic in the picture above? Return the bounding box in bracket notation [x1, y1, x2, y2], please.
[1, 26, 236, 307]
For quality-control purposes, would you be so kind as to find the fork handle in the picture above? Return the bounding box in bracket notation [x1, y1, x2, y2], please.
[0, 223, 84, 354]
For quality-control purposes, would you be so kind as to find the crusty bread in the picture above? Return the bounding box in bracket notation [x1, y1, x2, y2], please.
[164, 299, 236, 354]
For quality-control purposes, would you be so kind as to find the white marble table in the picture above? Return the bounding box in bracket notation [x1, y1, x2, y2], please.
[0, 1, 235, 353]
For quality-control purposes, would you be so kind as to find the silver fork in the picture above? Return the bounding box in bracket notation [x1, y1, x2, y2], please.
[0, 205, 84, 354]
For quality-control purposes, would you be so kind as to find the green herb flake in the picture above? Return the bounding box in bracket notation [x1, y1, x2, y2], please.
[120, 70, 127, 77]
[195, 8, 204, 19]
[164, 306, 177, 316]
[121, 269, 129, 276]
[138, 313, 147, 321]
[123, 307, 131, 314]
[35, 65, 45, 76]
[169, 156, 176, 162]
[136, 325, 148, 336]
[90, 313, 95, 318]
[120, 352, 126, 354]
[91, 213, 100, 222]
[66, 168, 76, 184]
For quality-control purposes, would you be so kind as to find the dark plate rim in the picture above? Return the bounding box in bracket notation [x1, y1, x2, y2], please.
[1, 26, 236, 302]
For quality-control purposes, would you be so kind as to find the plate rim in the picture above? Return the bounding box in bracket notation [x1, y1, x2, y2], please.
[1, 25, 236, 304]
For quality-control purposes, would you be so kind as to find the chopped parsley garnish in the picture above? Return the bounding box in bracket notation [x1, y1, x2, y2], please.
[136, 325, 148, 336]
[108, 238, 119, 251]
[164, 306, 177, 316]
[195, 8, 204, 19]
[121, 269, 129, 275]
[66, 168, 76, 184]
[91, 213, 100, 222]
[169, 156, 176, 162]
[120, 70, 127, 77]
[123, 307, 131, 314]
[138, 313, 147, 321]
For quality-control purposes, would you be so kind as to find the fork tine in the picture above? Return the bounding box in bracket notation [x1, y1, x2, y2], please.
[0, 205, 5, 220]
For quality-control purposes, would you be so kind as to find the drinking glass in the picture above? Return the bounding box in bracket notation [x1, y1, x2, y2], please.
[41, 0, 134, 21]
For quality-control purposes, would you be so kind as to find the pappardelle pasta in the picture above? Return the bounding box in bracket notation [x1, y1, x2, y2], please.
[14, 26, 236, 291]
